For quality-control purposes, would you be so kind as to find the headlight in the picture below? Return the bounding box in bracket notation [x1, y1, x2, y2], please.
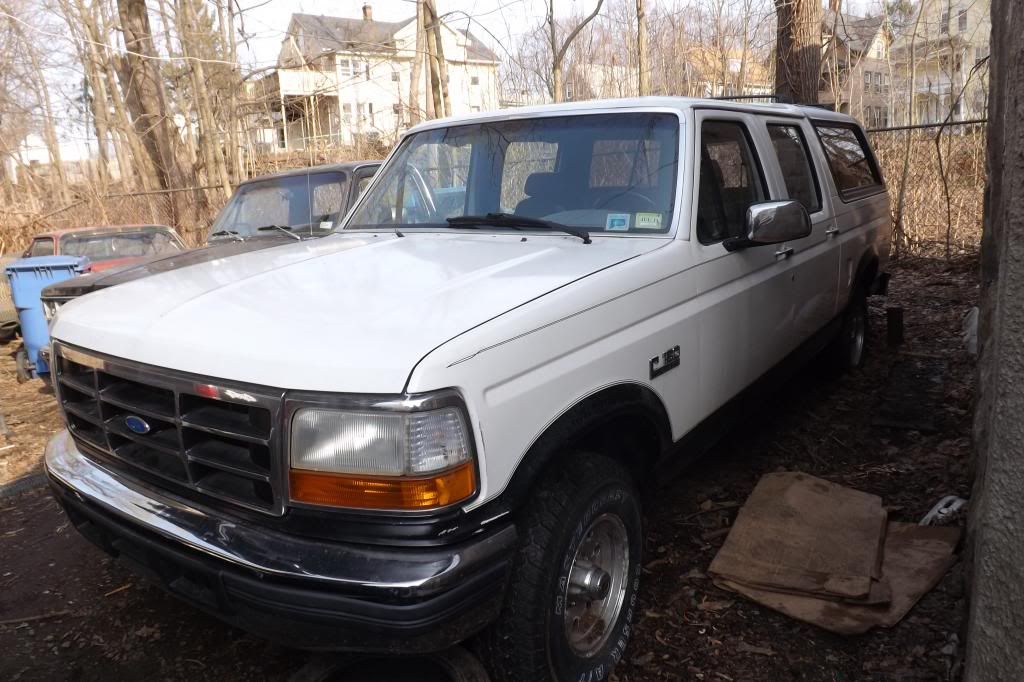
[288, 399, 476, 511]
[42, 298, 63, 322]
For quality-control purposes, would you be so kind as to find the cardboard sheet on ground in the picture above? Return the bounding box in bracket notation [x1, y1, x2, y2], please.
[708, 472, 960, 635]
[715, 523, 960, 634]
[708, 472, 888, 601]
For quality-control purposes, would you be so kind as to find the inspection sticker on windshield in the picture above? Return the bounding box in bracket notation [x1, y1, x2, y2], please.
[605, 213, 631, 231]
[319, 221, 333, 231]
[635, 213, 663, 229]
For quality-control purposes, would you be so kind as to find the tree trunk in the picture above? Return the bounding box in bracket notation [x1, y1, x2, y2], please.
[637, 0, 649, 96]
[965, 0, 1024, 678]
[774, 0, 822, 104]
[116, 0, 190, 223]
[424, 2, 444, 117]
[175, 0, 230, 197]
[408, 0, 424, 124]
[548, 0, 561, 102]
[425, 0, 450, 117]
[155, 0, 198, 173]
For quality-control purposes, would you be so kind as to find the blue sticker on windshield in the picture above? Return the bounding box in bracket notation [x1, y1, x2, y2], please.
[605, 213, 630, 231]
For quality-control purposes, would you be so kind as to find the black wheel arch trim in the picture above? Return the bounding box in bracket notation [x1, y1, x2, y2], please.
[491, 382, 673, 512]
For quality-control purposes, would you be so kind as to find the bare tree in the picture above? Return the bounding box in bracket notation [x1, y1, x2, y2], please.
[774, 0, 822, 103]
[547, 0, 606, 102]
[637, 0, 649, 95]
[408, 0, 424, 124]
[116, 0, 190, 218]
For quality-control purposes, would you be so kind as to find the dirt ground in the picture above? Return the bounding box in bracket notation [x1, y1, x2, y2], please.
[0, 255, 977, 681]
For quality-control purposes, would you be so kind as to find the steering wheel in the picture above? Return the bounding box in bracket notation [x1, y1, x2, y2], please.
[596, 189, 657, 211]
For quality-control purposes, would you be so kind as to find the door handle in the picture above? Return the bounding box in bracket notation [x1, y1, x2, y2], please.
[825, 226, 840, 236]
[775, 246, 794, 260]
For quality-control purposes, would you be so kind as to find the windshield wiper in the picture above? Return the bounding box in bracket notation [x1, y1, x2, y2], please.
[256, 224, 301, 240]
[210, 229, 244, 242]
[447, 213, 591, 244]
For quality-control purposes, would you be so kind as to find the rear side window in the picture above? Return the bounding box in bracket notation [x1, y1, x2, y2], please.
[814, 123, 883, 200]
[767, 125, 821, 213]
[27, 238, 54, 258]
[697, 120, 766, 244]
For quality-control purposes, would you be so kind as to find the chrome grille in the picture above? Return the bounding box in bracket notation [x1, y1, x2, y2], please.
[54, 344, 285, 515]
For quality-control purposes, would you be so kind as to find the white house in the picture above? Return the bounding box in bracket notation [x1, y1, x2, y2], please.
[259, 5, 500, 152]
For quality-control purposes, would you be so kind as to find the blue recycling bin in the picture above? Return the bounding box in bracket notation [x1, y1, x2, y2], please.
[5, 255, 88, 381]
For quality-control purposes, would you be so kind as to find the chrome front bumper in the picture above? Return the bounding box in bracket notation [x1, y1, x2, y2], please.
[44, 430, 515, 597]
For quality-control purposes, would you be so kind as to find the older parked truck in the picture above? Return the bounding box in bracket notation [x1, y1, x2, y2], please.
[44, 98, 890, 681]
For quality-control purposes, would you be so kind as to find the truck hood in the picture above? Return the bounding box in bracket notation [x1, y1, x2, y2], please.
[52, 231, 663, 392]
[42, 236, 297, 299]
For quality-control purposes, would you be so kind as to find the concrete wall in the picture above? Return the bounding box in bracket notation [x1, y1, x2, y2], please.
[965, 0, 1024, 678]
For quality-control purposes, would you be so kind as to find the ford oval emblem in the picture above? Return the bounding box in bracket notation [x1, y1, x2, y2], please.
[124, 415, 151, 435]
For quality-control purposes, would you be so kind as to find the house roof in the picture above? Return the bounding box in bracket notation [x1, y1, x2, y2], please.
[282, 12, 498, 67]
[823, 10, 887, 53]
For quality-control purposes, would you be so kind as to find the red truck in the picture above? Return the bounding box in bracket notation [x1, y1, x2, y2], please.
[21, 224, 186, 273]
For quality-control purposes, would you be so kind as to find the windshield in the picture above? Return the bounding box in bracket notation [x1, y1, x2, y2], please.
[61, 231, 181, 261]
[346, 113, 679, 235]
[208, 171, 349, 240]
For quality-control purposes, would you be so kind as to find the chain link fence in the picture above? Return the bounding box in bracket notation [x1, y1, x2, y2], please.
[867, 119, 986, 259]
[1, 123, 986, 259]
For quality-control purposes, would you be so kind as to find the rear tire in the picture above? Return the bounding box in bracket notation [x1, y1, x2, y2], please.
[479, 453, 643, 682]
[15, 346, 31, 383]
[829, 286, 868, 372]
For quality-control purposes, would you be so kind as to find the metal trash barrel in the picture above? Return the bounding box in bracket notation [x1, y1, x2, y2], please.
[5, 255, 88, 381]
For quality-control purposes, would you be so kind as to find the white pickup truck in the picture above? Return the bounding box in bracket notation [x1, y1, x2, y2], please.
[44, 98, 889, 681]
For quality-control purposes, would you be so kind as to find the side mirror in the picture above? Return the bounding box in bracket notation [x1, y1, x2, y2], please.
[724, 200, 812, 252]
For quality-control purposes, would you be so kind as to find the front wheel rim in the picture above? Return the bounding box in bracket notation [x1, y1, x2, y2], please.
[562, 513, 630, 658]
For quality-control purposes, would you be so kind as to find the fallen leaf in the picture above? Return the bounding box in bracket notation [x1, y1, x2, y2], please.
[736, 641, 775, 656]
[698, 599, 734, 612]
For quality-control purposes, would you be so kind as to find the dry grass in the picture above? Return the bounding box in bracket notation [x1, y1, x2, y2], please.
[868, 122, 986, 258]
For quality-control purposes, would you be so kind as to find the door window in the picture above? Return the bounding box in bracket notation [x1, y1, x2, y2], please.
[767, 124, 821, 213]
[814, 123, 884, 200]
[26, 238, 54, 258]
[697, 120, 766, 244]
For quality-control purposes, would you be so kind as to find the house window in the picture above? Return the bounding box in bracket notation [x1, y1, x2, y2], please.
[941, 10, 949, 34]
[342, 103, 352, 124]
[874, 72, 882, 93]
[369, 102, 375, 125]
[864, 71, 871, 89]
[958, 9, 967, 32]
[339, 59, 353, 77]
[471, 75, 480, 86]
[391, 71, 400, 82]
[365, 63, 371, 80]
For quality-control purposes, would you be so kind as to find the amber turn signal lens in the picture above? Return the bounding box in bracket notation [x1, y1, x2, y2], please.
[289, 461, 476, 510]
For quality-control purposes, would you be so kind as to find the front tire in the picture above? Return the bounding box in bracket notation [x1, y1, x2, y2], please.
[480, 453, 642, 682]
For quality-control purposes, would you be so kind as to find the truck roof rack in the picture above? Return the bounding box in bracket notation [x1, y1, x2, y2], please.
[709, 94, 793, 104]
[707, 95, 840, 111]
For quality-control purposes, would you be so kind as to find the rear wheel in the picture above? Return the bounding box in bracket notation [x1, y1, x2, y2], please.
[15, 346, 31, 383]
[829, 286, 868, 372]
[479, 453, 642, 682]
